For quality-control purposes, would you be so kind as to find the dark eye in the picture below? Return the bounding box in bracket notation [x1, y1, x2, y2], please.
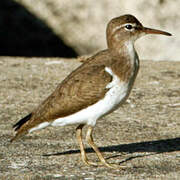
[125, 24, 133, 30]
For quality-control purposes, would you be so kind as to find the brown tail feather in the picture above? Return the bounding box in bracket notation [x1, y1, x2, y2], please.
[10, 113, 32, 142]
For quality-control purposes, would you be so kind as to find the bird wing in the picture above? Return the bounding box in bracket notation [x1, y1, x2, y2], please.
[33, 62, 112, 122]
[13, 52, 113, 135]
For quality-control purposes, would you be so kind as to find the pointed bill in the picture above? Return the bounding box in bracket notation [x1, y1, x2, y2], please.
[143, 27, 172, 36]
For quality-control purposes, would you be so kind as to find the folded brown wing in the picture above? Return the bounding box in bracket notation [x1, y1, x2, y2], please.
[34, 63, 112, 122]
[11, 50, 114, 141]
[17, 59, 112, 134]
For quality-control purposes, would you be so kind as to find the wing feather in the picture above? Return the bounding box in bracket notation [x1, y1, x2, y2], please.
[12, 50, 113, 138]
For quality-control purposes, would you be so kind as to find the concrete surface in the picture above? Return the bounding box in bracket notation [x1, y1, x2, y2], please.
[0, 56, 180, 179]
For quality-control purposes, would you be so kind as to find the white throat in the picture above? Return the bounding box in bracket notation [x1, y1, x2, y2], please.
[124, 40, 139, 78]
[124, 40, 136, 61]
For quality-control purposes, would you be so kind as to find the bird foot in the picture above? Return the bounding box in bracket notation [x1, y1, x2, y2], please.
[83, 159, 100, 167]
[83, 159, 126, 169]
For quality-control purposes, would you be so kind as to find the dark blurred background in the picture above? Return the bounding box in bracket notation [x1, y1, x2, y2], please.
[0, 0, 178, 60]
[0, 0, 78, 57]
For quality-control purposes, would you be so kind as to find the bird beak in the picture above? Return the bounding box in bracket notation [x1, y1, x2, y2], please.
[143, 27, 172, 36]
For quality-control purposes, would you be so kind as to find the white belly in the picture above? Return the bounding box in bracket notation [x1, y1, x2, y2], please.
[29, 67, 135, 133]
[51, 67, 131, 127]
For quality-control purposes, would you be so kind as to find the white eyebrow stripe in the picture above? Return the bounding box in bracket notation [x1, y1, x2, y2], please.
[111, 23, 136, 34]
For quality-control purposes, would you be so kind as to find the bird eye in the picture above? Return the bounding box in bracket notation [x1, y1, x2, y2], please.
[125, 24, 133, 30]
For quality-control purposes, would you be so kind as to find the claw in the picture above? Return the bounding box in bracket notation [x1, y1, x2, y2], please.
[76, 125, 127, 169]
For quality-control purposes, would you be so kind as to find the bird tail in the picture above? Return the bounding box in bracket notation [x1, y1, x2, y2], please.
[10, 113, 32, 142]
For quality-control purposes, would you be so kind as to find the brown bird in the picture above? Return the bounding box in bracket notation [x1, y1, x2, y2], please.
[11, 14, 171, 169]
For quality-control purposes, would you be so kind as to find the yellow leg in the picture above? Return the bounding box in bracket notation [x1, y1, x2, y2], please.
[76, 124, 98, 166]
[86, 126, 125, 169]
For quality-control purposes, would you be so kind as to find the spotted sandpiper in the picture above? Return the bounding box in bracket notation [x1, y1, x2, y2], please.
[11, 14, 171, 169]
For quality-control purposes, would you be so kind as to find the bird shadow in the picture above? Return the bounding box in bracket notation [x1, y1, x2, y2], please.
[43, 137, 180, 162]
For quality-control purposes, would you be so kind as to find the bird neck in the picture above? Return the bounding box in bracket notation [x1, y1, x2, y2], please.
[108, 39, 140, 82]
[109, 40, 137, 64]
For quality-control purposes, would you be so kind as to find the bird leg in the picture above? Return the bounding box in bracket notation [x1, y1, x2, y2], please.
[86, 126, 125, 169]
[76, 124, 99, 166]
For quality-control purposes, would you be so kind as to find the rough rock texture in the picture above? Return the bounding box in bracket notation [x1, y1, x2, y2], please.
[0, 57, 180, 179]
[14, 0, 179, 60]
